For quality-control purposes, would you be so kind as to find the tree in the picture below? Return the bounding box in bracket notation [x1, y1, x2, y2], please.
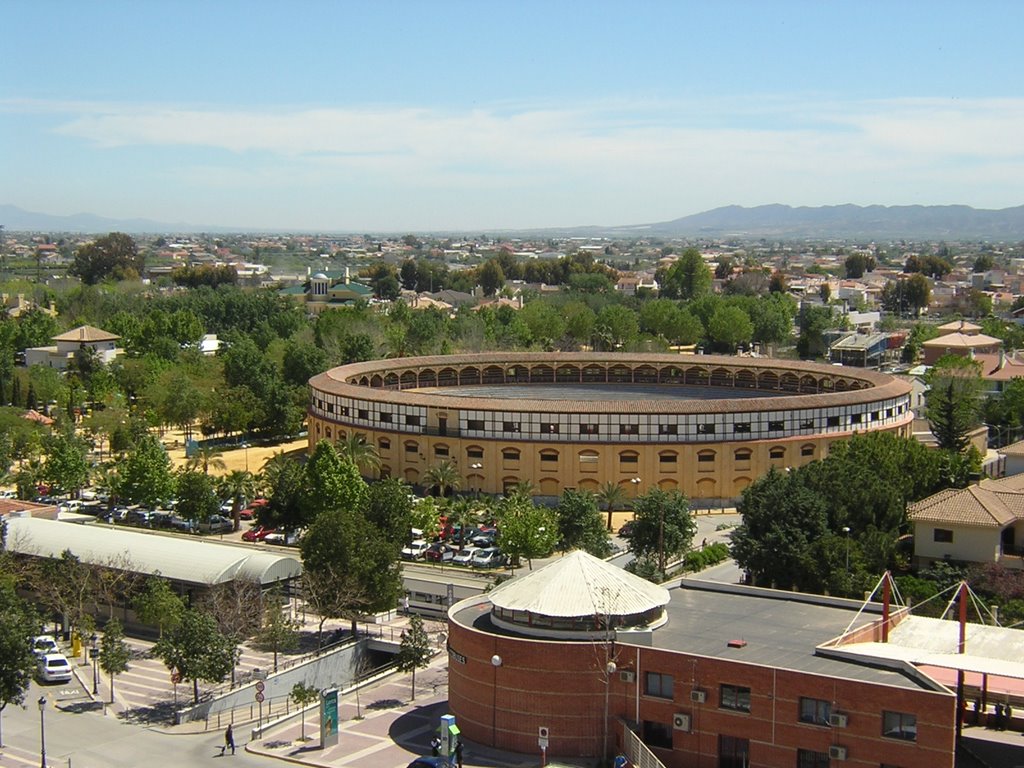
[479, 259, 505, 297]
[423, 459, 461, 497]
[844, 253, 875, 279]
[594, 305, 639, 351]
[152, 608, 237, 703]
[396, 614, 432, 701]
[291, 682, 320, 740]
[555, 490, 611, 557]
[132, 577, 185, 638]
[219, 470, 257, 532]
[118, 433, 175, 507]
[707, 306, 754, 352]
[98, 617, 130, 703]
[661, 248, 711, 300]
[43, 427, 90, 497]
[70, 232, 143, 284]
[361, 477, 414, 543]
[304, 440, 367, 518]
[335, 433, 381, 475]
[254, 590, 299, 673]
[176, 469, 220, 524]
[596, 481, 627, 531]
[973, 253, 995, 273]
[186, 444, 226, 475]
[925, 357, 984, 453]
[301, 509, 402, 642]
[630, 488, 696, 576]
[494, 496, 557, 570]
[797, 305, 834, 358]
[730, 468, 829, 589]
[0, 580, 36, 748]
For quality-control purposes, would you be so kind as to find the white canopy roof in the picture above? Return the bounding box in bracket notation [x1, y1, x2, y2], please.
[5, 516, 301, 587]
[836, 615, 1024, 680]
[489, 549, 670, 618]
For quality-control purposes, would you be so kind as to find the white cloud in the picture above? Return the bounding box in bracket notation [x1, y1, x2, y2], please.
[7, 95, 1024, 228]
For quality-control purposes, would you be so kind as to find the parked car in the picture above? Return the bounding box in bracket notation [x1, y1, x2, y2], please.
[618, 520, 636, 538]
[32, 635, 59, 658]
[452, 546, 479, 566]
[169, 515, 197, 533]
[199, 514, 233, 534]
[469, 532, 496, 548]
[125, 509, 153, 527]
[37, 653, 73, 683]
[264, 529, 301, 546]
[452, 526, 482, 546]
[242, 525, 277, 542]
[424, 542, 455, 563]
[401, 540, 430, 560]
[407, 758, 446, 768]
[471, 547, 506, 569]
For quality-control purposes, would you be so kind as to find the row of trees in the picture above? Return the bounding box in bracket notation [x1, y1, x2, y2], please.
[730, 432, 979, 596]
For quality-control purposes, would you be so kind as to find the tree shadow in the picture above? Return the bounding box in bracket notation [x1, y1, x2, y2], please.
[119, 700, 179, 725]
[367, 698, 404, 711]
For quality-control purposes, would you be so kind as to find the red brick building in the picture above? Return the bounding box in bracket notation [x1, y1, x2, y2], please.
[447, 553, 956, 768]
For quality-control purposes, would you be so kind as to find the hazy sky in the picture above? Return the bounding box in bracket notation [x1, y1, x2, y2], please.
[4, 1, 1023, 232]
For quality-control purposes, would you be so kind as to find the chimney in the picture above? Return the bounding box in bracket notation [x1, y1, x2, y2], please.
[345, 266, 350, 285]
[999, 348, 1006, 369]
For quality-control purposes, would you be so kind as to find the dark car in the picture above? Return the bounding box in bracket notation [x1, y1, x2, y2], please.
[618, 520, 636, 538]
[407, 758, 446, 768]
[424, 542, 454, 563]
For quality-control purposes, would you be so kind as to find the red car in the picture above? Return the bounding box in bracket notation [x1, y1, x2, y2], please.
[242, 525, 276, 542]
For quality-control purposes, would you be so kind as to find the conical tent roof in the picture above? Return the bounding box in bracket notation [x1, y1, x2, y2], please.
[489, 549, 669, 619]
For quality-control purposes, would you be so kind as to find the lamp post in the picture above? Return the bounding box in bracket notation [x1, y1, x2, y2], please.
[90, 632, 99, 695]
[842, 526, 851, 572]
[37, 695, 46, 768]
[242, 442, 250, 472]
[491, 654, 502, 746]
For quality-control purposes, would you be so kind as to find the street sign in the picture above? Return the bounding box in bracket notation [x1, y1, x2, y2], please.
[255, 691, 265, 703]
[170, 670, 181, 684]
[255, 680, 265, 692]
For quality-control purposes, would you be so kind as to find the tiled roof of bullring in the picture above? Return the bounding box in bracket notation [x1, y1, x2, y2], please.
[309, 353, 913, 415]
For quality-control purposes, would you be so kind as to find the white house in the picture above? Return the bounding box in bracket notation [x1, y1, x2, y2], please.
[24, 325, 122, 370]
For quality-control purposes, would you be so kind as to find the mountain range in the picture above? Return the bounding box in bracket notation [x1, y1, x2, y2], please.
[3, 202, 1024, 239]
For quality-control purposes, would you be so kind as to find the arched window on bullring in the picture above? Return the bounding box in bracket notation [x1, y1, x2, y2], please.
[400, 370, 417, 388]
[697, 450, 716, 471]
[539, 449, 559, 466]
[618, 450, 639, 471]
[502, 448, 521, 463]
[710, 367, 731, 387]
[769, 446, 786, 462]
[578, 450, 599, 472]
[801, 444, 815, 458]
[418, 369, 437, 387]
[658, 451, 678, 471]
[734, 448, 752, 463]
[325, 427, 332, 439]
[378, 437, 391, 451]
[404, 440, 419, 457]
[467, 445, 484, 460]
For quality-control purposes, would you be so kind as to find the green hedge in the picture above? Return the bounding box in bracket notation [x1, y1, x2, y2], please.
[683, 542, 730, 572]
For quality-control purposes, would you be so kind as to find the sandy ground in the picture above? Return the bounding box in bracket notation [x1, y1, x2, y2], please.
[158, 429, 308, 476]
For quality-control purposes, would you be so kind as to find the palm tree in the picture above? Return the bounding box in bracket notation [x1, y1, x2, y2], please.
[260, 450, 293, 497]
[335, 433, 381, 476]
[423, 459, 461, 498]
[219, 470, 257, 532]
[186, 444, 226, 475]
[597, 481, 627, 531]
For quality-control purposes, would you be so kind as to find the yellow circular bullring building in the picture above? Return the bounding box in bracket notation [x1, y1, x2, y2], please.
[307, 353, 913, 501]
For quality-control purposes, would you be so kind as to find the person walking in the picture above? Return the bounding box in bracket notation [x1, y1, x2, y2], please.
[994, 702, 1004, 730]
[454, 738, 464, 768]
[1006, 702, 1014, 731]
[223, 724, 235, 755]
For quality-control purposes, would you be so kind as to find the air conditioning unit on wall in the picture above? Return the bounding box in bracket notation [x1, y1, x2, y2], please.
[828, 745, 848, 760]
[829, 713, 848, 728]
[619, 670, 635, 683]
[689, 690, 706, 704]
[672, 713, 691, 732]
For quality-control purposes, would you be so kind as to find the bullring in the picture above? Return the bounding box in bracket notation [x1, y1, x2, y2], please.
[307, 353, 913, 501]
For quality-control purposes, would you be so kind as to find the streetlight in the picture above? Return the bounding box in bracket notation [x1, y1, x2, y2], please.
[90, 632, 99, 695]
[242, 442, 250, 472]
[38, 695, 46, 768]
[491, 654, 502, 746]
[842, 526, 851, 572]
